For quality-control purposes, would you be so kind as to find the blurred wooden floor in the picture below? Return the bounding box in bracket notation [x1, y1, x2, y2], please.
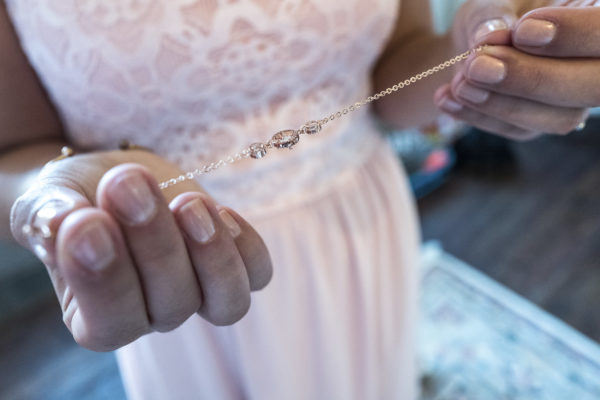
[419, 118, 600, 341]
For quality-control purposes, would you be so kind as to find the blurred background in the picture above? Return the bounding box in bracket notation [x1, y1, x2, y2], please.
[2, 1, 600, 399]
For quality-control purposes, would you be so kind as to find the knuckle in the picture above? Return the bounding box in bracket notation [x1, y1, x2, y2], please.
[213, 307, 250, 327]
[554, 124, 573, 136]
[152, 302, 199, 332]
[205, 295, 251, 327]
[251, 273, 272, 291]
[250, 263, 273, 291]
[73, 331, 119, 352]
[524, 66, 545, 96]
[553, 111, 585, 135]
[153, 318, 186, 333]
[204, 250, 243, 277]
[140, 240, 180, 265]
[72, 324, 147, 352]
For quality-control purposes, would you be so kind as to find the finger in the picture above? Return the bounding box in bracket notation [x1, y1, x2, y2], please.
[435, 85, 541, 141]
[513, 6, 600, 57]
[170, 193, 251, 326]
[450, 74, 588, 135]
[462, 45, 600, 108]
[454, 0, 518, 48]
[56, 207, 149, 351]
[97, 164, 202, 332]
[217, 206, 272, 291]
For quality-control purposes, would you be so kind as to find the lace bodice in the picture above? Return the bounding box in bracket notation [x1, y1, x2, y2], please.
[6, 0, 399, 214]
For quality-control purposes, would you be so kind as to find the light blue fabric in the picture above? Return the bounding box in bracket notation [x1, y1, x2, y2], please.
[430, 0, 466, 34]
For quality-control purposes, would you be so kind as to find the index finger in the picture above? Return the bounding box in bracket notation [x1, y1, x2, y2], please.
[513, 6, 600, 57]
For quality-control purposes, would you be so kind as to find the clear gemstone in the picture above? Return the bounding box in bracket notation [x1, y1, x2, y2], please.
[302, 121, 321, 135]
[271, 130, 300, 149]
[249, 143, 267, 159]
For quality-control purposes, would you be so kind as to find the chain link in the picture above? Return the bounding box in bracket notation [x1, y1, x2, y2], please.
[158, 46, 484, 189]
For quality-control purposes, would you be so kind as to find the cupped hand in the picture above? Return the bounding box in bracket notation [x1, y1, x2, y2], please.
[435, 1, 599, 140]
[10, 149, 272, 351]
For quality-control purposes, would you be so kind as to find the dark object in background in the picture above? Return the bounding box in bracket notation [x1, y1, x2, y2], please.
[409, 147, 455, 199]
[386, 128, 457, 199]
[453, 128, 517, 173]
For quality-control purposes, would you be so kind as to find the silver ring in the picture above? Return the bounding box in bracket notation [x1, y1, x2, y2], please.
[576, 121, 587, 132]
[22, 223, 54, 239]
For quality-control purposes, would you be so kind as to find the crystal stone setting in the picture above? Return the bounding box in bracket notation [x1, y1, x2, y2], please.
[249, 143, 267, 159]
[270, 130, 300, 149]
[302, 121, 322, 135]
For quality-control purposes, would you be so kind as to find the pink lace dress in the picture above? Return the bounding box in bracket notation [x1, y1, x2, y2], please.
[6, 0, 420, 398]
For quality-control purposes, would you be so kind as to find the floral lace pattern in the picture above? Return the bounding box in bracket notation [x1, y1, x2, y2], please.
[6, 0, 398, 213]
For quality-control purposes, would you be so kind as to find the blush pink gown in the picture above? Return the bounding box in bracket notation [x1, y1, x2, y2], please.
[6, 0, 420, 398]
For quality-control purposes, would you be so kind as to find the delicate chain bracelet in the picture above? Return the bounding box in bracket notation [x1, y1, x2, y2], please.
[47, 47, 484, 189]
[164, 46, 483, 189]
[47, 46, 484, 190]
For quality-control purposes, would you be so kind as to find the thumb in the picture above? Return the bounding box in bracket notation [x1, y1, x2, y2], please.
[513, 7, 600, 58]
[454, 0, 520, 49]
[9, 151, 125, 262]
[10, 179, 91, 265]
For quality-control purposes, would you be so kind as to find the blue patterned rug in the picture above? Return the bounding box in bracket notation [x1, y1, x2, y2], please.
[419, 243, 600, 400]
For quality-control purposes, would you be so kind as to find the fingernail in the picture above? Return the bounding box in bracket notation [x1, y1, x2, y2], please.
[439, 96, 463, 113]
[474, 18, 509, 44]
[514, 19, 556, 47]
[23, 196, 76, 240]
[69, 221, 115, 271]
[180, 199, 216, 244]
[468, 55, 506, 84]
[456, 82, 490, 104]
[218, 209, 241, 238]
[107, 173, 157, 225]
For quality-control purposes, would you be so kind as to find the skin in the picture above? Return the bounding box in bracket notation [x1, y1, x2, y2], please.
[10, 149, 273, 351]
[376, 0, 599, 135]
[434, 0, 600, 139]
[1, 0, 598, 351]
[0, 1, 272, 350]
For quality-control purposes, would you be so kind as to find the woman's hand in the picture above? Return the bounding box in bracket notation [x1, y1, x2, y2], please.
[10, 149, 272, 351]
[434, 1, 599, 140]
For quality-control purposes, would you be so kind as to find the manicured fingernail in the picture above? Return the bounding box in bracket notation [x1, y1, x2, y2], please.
[180, 198, 215, 244]
[456, 82, 490, 104]
[439, 96, 463, 113]
[468, 55, 506, 84]
[474, 18, 509, 44]
[218, 209, 241, 238]
[514, 19, 556, 47]
[108, 173, 157, 225]
[69, 221, 115, 270]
